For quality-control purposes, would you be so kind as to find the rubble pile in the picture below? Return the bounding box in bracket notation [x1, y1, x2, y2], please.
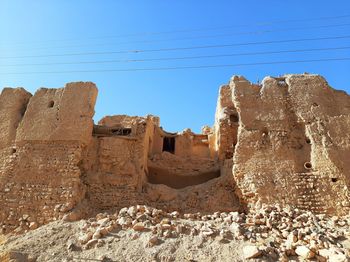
[72, 205, 350, 261]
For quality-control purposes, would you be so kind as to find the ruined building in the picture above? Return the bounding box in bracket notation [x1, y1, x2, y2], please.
[0, 73, 349, 234]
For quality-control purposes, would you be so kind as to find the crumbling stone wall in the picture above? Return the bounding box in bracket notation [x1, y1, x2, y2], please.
[83, 113, 239, 213]
[84, 135, 145, 209]
[16, 82, 97, 145]
[0, 141, 84, 234]
[191, 134, 211, 158]
[213, 84, 239, 161]
[0, 88, 31, 149]
[0, 82, 98, 233]
[83, 115, 154, 210]
[229, 74, 350, 215]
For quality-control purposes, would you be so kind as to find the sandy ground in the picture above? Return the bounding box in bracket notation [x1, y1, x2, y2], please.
[0, 219, 247, 262]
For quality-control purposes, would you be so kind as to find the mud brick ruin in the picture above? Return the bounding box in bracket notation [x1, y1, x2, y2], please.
[0, 73, 349, 234]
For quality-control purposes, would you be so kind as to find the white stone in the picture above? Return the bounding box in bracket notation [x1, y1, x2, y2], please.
[329, 253, 347, 262]
[97, 217, 110, 227]
[29, 222, 38, 230]
[170, 211, 180, 218]
[127, 206, 137, 217]
[243, 245, 262, 259]
[295, 245, 315, 258]
[118, 207, 128, 216]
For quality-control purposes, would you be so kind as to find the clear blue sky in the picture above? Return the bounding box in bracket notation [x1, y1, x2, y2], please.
[0, 1, 349, 132]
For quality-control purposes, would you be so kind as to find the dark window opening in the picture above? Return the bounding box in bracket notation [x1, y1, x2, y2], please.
[262, 128, 269, 137]
[331, 178, 338, 183]
[111, 128, 132, 136]
[10, 148, 16, 154]
[48, 101, 55, 108]
[163, 137, 175, 154]
[93, 125, 132, 137]
[229, 114, 239, 123]
[306, 138, 311, 144]
[225, 150, 233, 159]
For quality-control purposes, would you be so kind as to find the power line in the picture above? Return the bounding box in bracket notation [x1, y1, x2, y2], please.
[1, 57, 349, 75]
[3, 14, 350, 46]
[2, 46, 350, 67]
[5, 22, 350, 52]
[2, 35, 350, 59]
[82, 14, 350, 39]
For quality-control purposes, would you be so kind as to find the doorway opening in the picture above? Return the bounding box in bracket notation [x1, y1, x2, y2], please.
[162, 136, 175, 154]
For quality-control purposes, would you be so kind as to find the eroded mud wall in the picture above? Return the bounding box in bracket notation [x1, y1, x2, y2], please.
[0, 82, 97, 233]
[213, 84, 239, 161]
[83, 116, 154, 210]
[16, 82, 97, 145]
[231, 74, 350, 215]
[0, 88, 31, 149]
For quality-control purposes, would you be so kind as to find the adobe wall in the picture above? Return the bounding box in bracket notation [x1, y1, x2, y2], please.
[0, 82, 98, 234]
[0, 88, 31, 149]
[153, 128, 211, 159]
[16, 82, 97, 145]
[150, 124, 163, 156]
[81, 113, 240, 213]
[213, 84, 239, 161]
[230, 74, 350, 215]
[145, 124, 239, 212]
[0, 141, 84, 234]
[83, 115, 155, 209]
[192, 134, 211, 158]
[174, 130, 193, 157]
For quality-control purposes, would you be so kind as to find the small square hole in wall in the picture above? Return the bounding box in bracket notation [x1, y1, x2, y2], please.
[48, 101, 55, 108]
[261, 128, 268, 137]
[229, 114, 239, 123]
[304, 162, 312, 170]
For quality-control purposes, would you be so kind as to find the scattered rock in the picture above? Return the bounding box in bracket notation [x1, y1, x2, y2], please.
[295, 245, 315, 259]
[133, 222, 145, 231]
[67, 240, 81, 252]
[148, 236, 160, 247]
[28, 222, 38, 230]
[85, 239, 98, 249]
[243, 245, 262, 259]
